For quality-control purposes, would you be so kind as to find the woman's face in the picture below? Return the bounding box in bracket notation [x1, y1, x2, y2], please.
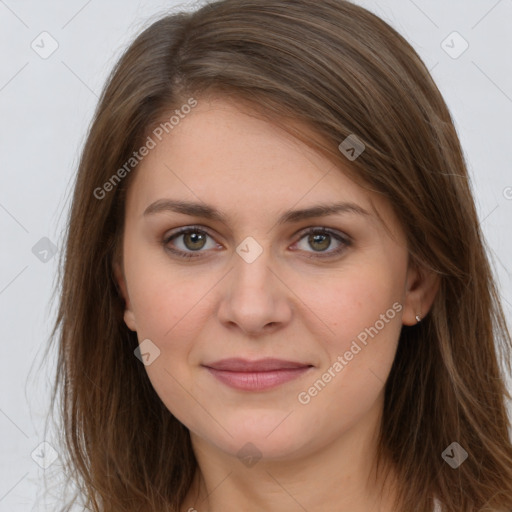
[117, 97, 422, 461]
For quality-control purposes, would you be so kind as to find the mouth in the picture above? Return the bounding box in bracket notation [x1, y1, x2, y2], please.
[202, 358, 314, 391]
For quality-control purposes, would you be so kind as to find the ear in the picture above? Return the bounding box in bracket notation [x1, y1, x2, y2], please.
[113, 262, 138, 332]
[402, 261, 440, 326]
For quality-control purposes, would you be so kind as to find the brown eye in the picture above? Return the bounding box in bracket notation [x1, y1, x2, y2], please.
[294, 228, 351, 259]
[163, 226, 351, 261]
[163, 227, 219, 259]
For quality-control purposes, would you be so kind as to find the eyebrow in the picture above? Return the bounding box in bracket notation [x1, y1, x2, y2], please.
[143, 199, 370, 225]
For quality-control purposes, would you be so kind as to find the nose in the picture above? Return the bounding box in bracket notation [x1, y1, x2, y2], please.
[216, 245, 293, 337]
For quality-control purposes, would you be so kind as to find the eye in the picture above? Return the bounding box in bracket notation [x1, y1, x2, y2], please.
[292, 227, 351, 259]
[163, 226, 220, 259]
[163, 226, 351, 260]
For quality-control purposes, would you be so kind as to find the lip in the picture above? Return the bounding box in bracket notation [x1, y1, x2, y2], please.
[202, 358, 313, 391]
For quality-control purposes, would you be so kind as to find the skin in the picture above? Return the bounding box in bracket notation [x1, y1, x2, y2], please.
[115, 97, 439, 512]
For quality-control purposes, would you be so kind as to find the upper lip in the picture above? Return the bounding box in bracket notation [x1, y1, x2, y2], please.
[203, 358, 312, 372]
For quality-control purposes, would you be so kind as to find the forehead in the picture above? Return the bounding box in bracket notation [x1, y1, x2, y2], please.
[131, 100, 358, 194]
[124, 97, 399, 240]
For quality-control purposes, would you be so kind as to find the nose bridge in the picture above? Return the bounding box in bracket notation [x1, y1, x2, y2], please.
[217, 235, 292, 334]
[232, 235, 274, 293]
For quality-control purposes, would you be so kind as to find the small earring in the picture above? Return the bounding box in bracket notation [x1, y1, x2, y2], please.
[415, 313, 422, 323]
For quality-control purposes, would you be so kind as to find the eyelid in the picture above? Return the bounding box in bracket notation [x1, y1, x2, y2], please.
[162, 225, 352, 259]
[294, 225, 351, 242]
[290, 227, 351, 258]
[162, 225, 221, 253]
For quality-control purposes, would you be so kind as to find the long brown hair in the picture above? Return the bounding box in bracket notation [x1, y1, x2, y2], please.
[48, 0, 512, 510]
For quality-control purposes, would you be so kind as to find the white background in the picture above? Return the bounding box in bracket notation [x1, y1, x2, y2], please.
[0, 0, 511, 510]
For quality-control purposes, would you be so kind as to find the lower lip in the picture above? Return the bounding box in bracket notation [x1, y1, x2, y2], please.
[205, 367, 312, 391]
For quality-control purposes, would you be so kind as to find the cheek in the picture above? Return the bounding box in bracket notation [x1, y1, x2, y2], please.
[302, 263, 404, 348]
[125, 243, 211, 340]
[296, 262, 404, 405]
[124, 263, 209, 421]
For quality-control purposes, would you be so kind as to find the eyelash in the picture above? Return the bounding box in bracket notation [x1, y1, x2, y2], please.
[162, 225, 352, 260]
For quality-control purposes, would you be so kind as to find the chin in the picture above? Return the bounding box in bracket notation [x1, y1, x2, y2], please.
[196, 412, 317, 462]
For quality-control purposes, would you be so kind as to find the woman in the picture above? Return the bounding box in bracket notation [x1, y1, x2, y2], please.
[49, 0, 512, 510]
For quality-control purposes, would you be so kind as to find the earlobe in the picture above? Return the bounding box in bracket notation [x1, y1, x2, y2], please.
[113, 262, 138, 332]
[402, 263, 440, 326]
[123, 310, 138, 332]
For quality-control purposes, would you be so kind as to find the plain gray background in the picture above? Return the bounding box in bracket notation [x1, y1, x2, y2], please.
[1, 0, 511, 510]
